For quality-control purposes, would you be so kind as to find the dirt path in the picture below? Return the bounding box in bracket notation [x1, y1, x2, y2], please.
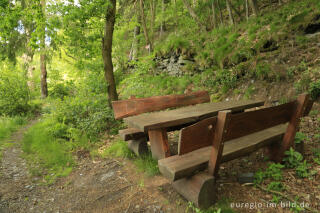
[0, 119, 187, 213]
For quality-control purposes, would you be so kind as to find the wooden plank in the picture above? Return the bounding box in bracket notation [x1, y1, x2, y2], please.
[222, 124, 287, 162]
[271, 94, 310, 162]
[148, 129, 171, 160]
[178, 117, 217, 155]
[112, 91, 210, 119]
[124, 99, 265, 132]
[224, 101, 295, 141]
[208, 111, 231, 176]
[119, 128, 146, 141]
[158, 124, 286, 181]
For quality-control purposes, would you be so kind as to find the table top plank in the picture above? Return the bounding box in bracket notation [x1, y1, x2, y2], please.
[124, 100, 264, 132]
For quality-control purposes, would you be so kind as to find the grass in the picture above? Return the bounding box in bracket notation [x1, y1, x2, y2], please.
[21, 117, 74, 184]
[102, 140, 160, 176]
[0, 116, 27, 160]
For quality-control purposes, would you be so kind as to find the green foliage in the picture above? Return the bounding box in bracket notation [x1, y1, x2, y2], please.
[103, 140, 134, 159]
[49, 81, 75, 100]
[295, 160, 310, 178]
[267, 181, 284, 192]
[103, 140, 159, 176]
[283, 148, 312, 178]
[283, 148, 303, 169]
[22, 118, 74, 183]
[0, 116, 27, 141]
[134, 153, 159, 176]
[254, 163, 284, 184]
[0, 116, 27, 160]
[294, 132, 307, 144]
[0, 62, 31, 116]
[52, 94, 117, 141]
[309, 80, 320, 100]
[119, 59, 194, 98]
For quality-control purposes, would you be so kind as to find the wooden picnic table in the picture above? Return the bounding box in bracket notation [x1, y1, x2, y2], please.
[123, 99, 264, 160]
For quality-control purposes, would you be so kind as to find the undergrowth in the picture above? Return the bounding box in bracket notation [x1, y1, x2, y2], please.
[0, 116, 27, 159]
[102, 140, 159, 176]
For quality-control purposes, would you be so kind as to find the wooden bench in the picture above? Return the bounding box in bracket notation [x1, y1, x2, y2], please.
[158, 94, 313, 208]
[112, 91, 211, 155]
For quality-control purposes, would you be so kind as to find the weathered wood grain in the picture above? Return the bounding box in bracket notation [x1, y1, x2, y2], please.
[158, 124, 287, 181]
[172, 172, 216, 208]
[224, 101, 295, 141]
[178, 117, 217, 155]
[124, 99, 264, 132]
[148, 129, 171, 160]
[271, 94, 310, 162]
[112, 91, 210, 119]
[208, 111, 231, 176]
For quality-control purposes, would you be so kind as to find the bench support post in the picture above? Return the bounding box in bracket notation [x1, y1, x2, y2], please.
[172, 172, 216, 209]
[148, 129, 170, 160]
[208, 110, 232, 177]
[128, 137, 148, 156]
[269, 94, 310, 162]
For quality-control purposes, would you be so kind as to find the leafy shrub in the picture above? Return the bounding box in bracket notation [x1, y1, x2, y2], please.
[103, 140, 134, 159]
[0, 116, 27, 141]
[295, 160, 310, 178]
[283, 148, 303, 168]
[309, 80, 320, 100]
[52, 94, 117, 141]
[294, 132, 307, 144]
[254, 163, 284, 184]
[49, 81, 75, 100]
[267, 181, 284, 192]
[0, 64, 31, 116]
[22, 118, 74, 182]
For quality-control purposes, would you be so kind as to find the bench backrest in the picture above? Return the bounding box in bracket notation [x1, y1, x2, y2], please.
[208, 93, 312, 176]
[112, 91, 210, 119]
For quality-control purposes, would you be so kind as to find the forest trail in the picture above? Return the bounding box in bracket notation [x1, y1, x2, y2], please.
[0, 119, 185, 213]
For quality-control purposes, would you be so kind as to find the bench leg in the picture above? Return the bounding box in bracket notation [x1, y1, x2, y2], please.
[127, 138, 148, 156]
[148, 129, 170, 160]
[172, 172, 217, 209]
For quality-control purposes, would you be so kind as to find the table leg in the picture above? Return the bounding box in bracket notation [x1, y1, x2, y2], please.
[148, 129, 171, 160]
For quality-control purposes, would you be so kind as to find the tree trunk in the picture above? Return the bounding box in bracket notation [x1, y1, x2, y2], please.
[249, 0, 258, 16]
[160, 0, 165, 37]
[139, 0, 152, 53]
[102, 0, 118, 104]
[181, 0, 205, 29]
[40, 0, 48, 98]
[129, 4, 141, 61]
[226, 0, 234, 25]
[245, 0, 249, 21]
[217, 0, 223, 25]
[211, 1, 217, 29]
[150, 0, 156, 41]
[40, 54, 48, 98]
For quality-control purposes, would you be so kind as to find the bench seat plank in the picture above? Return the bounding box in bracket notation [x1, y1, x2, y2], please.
[158, 124, 287, 181]
[119, 128, 146, 141]
[125, 100, 264, 132]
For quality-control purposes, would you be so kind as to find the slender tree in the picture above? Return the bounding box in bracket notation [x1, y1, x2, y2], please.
[102, 0, 118, 103]
[139, 0, 152, 52]
[181, 0, 205, 29]
[40, 0, 48, 98]
[226, 0, 234, 25]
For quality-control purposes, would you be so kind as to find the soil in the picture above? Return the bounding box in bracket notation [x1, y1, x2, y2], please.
[0, 103, 320, 213]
